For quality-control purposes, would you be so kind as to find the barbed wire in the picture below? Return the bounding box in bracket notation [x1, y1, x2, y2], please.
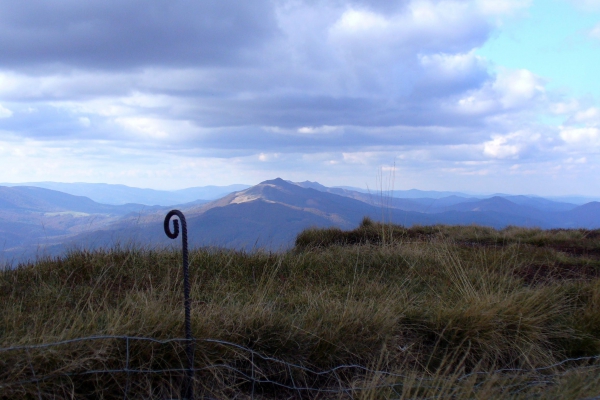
[1, 335, 600, 399]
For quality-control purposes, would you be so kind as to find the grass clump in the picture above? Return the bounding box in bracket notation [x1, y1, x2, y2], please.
[2, 222, 600, 398]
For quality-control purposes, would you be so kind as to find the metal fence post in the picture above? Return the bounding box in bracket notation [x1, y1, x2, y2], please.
[164, 210, 194, 400]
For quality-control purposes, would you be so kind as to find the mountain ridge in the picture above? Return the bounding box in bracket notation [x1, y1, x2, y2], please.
[0, 182, 250, 206]
[3, 178, 600, 266]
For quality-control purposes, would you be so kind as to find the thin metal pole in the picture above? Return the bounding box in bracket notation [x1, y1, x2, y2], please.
[123, 337, 130, 400]
[164, 210, 194, 400]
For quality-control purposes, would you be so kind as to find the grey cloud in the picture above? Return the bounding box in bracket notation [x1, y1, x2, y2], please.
[183, 124, 486, 156]
[279, 0, 411, 14]
[167, 89, 492, 131]
[414, 55, 490, 99]
[0, 94, 490, 154]
[0, 0, 278, 70]
[0, 106, 86, 139]
[0, 0, 550, 163]
[0, 105, 120, 141]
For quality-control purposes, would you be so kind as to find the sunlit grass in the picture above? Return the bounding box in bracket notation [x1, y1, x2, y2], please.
[1, 221, 600, 398]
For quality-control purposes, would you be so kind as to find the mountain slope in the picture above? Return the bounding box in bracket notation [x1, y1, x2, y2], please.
[439, 196, 544, 217]
[294, 181, 578, 215]
[187, 178, 378, 223]
[0, 186, 163, 259]
[498, 195, 577, 212]
[557, 202, 600, 228]
[0, 186, 156, 214]
[0, 182, 249, 206]
[294, 180, 436, 212]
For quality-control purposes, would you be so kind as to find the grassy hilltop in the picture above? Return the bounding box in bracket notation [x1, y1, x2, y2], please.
[2, 219, 600, 399]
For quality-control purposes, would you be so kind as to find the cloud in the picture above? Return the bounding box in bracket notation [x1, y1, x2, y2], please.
[493, 69, 546, 109]
[483, 135, 521, 158]
[328, 2, 490, 58]
[566, 0, 600, 11]
[0, 104, 12, 118]
[483, 130, 541, 159]
[0, 0, 496, 131]
[0, 0, 540, 147]
[569, 107, 600, 125]
[417, 50, 489, 97]
[258, 152, 281, 162]
[0, 0, 278, 70]
[297, 125, 342, 135]
[590, 22, 600, 40]
[445, 67, 546, 119]
[78, 117, 91, 127]
[476, 0, 533, 16]
[550, 99, 581, 115]
[0, 0, 599, 195]
[114, 117, 200, 141]
[560, 126, 600, 147]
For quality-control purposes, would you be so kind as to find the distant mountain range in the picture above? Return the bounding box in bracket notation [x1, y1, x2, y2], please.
[0, 185, 164, 258]
[1, 178, 600, 266]
[0, 182, 251, 205]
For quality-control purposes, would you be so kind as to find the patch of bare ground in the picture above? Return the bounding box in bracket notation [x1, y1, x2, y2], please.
[516, 262, 600, 285]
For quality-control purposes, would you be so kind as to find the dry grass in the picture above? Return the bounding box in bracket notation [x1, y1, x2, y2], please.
[1, 222, 600, 398]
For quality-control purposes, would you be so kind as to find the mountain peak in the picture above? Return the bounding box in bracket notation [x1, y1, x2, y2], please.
[294, 180, 329, 191]
[573, 201, 600, 212]
[260, 177, 288, 185]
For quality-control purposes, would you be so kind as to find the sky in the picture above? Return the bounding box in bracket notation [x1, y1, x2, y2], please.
[0, 0, 599, 196]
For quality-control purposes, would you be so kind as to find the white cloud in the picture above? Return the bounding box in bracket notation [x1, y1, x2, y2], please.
[333, 9, 389, 32]
[572, 107, 600, 124]
[258, 152, 281, 162]
[297, 125, 342, 134]
[0, 104, 12, 118]
[483, 135, 521, 158]
[419, 50, 486, 79]
[483, 131, 541, 159]
[329, 1, 488, 53]
[565, 156, 587, 164]
[476, 0, 532, 15]
[454, 94, 496, 114]
[114, 117, 196, 140]
[493, 68, 545, 109]
[590, 22, 600, 40]
[560, 126, 600, 147]
[78, 117, 91, 127]
[326, 0, 490, 95]
[342, 152, 378, 164]
[567, 0, 600, 11]
[550, 99, 580, 115]
[449, 67, 545, 115]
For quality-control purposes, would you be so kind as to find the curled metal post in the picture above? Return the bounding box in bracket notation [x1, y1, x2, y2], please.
[164, 210, 194, 400]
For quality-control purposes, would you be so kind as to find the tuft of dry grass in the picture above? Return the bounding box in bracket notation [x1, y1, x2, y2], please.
[1, 222, 600, 398]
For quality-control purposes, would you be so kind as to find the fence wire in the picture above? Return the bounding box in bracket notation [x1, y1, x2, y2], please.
[1, 335, 600, 399]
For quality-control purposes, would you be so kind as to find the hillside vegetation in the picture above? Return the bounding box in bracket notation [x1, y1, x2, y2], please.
[2, 219, 600, 398]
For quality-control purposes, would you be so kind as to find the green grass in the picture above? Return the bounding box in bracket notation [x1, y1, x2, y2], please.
[2, 221, 600, 398]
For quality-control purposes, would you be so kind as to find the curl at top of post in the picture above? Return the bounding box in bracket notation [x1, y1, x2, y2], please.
[164, 209, 185, 239]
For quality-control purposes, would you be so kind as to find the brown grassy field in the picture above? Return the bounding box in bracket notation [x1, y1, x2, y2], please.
[2, 219, 600, 399]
